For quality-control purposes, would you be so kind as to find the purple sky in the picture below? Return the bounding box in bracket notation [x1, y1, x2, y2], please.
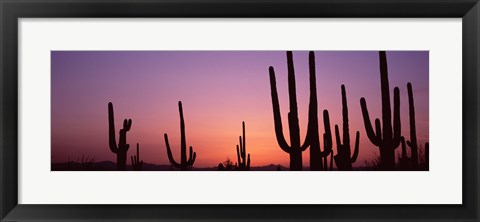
[51, 51, 429, 168]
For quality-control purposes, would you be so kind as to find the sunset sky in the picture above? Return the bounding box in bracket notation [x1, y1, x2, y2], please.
[51, 51, 429, 168]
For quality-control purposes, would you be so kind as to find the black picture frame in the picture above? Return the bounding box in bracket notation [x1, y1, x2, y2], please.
[1, 0, 479, 221]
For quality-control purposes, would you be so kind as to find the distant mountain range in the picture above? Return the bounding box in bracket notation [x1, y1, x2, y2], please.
[51, 161, 289, 171]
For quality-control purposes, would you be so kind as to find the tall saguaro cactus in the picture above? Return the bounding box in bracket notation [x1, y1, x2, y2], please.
[131, 143, 143, 171]
[164, 101, 196, 171]
[360, 51, 401, 170]
[108, 102, 132, 171]
[334, 85, 360, 170]
[304, 51, 332, 171]
[236, 121, 251, 171]
[406, 82, 419, 169]
[269, 51, 321, 170]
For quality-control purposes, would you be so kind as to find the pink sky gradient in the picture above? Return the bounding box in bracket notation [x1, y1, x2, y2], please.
[51, 51, 429, 168]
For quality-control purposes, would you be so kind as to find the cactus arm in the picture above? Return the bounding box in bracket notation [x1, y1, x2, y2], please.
[130, 143, 142, 170]
[350, 131, 360, 163]
[329, 151, 334, 170]
[136, 143, 139, 163]
[400, 136, 407, 157]
[407, 83, 417, 147]
[375, 118, 382, 144]
[334, 125, 342, 150]
[322, 133, 332, 156]
[187, 146, 196, 165]
[360, 98, 381, 146]
[340, 84, 351, 148]
[406, 141, 413, 148]
[236, 145, 241, 166]
[242, 121, 246, 158]
[187, 146, 195, 163]
[392, 87, 401, 148]
[108, 102, 118, 153]
[323, 133, 331, 154]
[246, 154, 250, 170]
[300, 51, 319, 151]
[323, 155, 327, 169]
[164, 133, 181, 168]
[322, 110, 332, 154]
[123, 119, 132, 131]
[407, 82, 419, 168]
[268, 66, 291, 153]
[239, 136, 245, 160]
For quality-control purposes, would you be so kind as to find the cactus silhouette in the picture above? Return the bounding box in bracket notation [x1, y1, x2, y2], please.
[236, 121, 251, 171]
[164, 101, 196, 171]
[405, 82, 420, 169]
[303, 51, 332, 171]
[334, 85, 360, 171]
[108, 102, 132, 171]
[360, 51, 401, 170]
[269, 51, 323, 170]
[130, 143, 143, 171]
[398, 137, 411, 170]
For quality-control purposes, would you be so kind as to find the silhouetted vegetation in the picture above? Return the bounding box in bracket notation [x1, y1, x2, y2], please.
[269, 51, 332, 171]
[131, 143, 143, 171]
[333, 85, 360, 171]
[360, 51, 401, 170]
[398, 137, 411, 170]
[164, 101, 197, 171]
[53, 50, 430, 172]
[108, 102, 132, 170]
[303, 52, 333, 171]
[405, 82, 420, 169]
[236, 121, 251, 170]
[218, 157, 236, 171]
[79, 155, 95, 170]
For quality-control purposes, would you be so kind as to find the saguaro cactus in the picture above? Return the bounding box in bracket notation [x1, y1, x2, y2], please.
[334, 85, 360, 171]
[164, 101, 196, 171]
[304, 51, 332, 171]
[131, 143, 143, 171]
[360, 51, 401, 170]
[236, 121, 251, 171]
[269, 51, 321, 170]
[406, 82, 419, 169]
[108, 102, 132, 171]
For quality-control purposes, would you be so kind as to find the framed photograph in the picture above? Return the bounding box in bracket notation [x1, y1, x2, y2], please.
[1, 0, 478, 221]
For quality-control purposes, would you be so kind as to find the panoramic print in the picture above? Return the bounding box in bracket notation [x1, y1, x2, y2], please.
[51, 51, 429, 171]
